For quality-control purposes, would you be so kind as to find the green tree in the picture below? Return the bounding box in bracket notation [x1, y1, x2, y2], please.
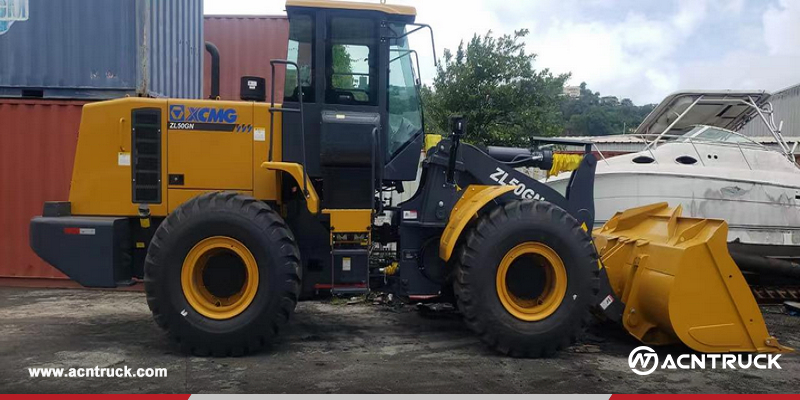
[331, 45, 354, 89]
[422, 29, 569, 147]
[561, 82, 655, 136]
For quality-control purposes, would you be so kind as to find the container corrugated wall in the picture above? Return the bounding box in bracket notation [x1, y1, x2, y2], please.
[0, 99, 86, 280]
[0, 0, 203, 99]
[203, 16, 289, 101]
[740, 84, 800, 138]
[145, 0, 204, 99]
[0, 0, 138, 98]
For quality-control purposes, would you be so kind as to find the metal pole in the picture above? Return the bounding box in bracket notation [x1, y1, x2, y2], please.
[645, 95, 704, 150]
[747, 97, 791, 156]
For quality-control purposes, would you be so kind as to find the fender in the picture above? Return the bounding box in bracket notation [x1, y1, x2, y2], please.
[439, 185, 516, 262]
[261, 161, 320, 214]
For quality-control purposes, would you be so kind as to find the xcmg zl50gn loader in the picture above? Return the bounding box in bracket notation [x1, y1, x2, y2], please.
[30, 0, 789, 357]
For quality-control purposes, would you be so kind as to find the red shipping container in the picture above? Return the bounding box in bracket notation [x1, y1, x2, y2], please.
[1, 16, 291, 286]
[203, 15, 290, 101]
[0, 99, 87, 282]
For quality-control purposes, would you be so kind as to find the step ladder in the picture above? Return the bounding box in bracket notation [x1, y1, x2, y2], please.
[326, 210, 372, 296]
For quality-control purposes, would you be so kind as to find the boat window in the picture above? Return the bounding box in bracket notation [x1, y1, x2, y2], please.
[693, 127, 731, 142]
[723, 132, 762, 146]
[678, 125, 763, 147]
[676, 155, 698, 165]
[632, 155, 655, 164]
[679, 125, 706, 140]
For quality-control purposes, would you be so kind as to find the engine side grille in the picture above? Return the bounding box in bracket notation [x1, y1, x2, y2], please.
[131, 108, 162, 204]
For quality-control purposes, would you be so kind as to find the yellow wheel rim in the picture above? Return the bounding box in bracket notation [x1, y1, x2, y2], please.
[181, 236, 259, 320]
[496, 242, 567, 321]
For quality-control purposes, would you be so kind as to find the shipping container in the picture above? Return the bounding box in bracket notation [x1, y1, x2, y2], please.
[0, 0, 203, 100]
[0, 99, 84, 281]
[203, 15, 289, 101]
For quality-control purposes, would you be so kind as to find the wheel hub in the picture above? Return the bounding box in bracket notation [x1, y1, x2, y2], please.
[496, 242, 567, 321]
[181, 236, 259, 320]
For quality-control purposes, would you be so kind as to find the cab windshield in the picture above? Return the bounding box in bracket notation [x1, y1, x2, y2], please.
[387, 23, 423, 157]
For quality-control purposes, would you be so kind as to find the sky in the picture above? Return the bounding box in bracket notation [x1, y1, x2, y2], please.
[204, 0, 800, 105]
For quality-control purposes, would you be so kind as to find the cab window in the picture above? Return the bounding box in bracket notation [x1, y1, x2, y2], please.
[388, 24, 423, 156]
[325, 16, 377, 105]
[284, 13, 315, 103]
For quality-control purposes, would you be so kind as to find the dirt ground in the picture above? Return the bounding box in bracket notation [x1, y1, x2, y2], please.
[0, 287, 798, 394]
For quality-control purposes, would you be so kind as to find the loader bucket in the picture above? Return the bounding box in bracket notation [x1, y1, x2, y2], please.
[593, 203, 791, 354]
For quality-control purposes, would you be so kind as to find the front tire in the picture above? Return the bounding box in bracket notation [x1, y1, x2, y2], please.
[454, 200, 598, 357]
[144, 192, 301, 356]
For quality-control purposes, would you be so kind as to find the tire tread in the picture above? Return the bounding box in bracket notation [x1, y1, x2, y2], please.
[454, 200, 599, 358]
[144, 191, 301, 356]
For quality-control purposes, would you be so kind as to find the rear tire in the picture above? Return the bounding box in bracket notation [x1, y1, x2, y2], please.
[454, 200, 598, 357]
[144, 192, 301, 356]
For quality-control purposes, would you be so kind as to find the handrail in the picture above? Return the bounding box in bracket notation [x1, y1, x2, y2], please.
[634, 133, 784, 169]
[645, 145, 660, 165]
[641, 94, 791, 164]
[631, 132, 768, 150]
[736, 142, 753, 170]
[398, 23, 437, 67]
[269, 59, 309, 197]
[743, 96, 792, 159]
[687, 140, 706, 166]
[589, 143, 611, 166]
[371, 127, 383, 214]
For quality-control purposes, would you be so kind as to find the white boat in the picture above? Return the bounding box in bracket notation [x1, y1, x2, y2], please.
[548, 90, 800, 260]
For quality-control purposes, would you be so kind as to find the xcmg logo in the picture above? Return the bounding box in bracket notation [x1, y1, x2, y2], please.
[169, 104, 238, 124]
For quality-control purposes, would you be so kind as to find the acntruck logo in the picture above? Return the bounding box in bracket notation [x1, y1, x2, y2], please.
[628, 346, 659, 376]
[628, 346, 782, 375]
[169, 105, 237, 124]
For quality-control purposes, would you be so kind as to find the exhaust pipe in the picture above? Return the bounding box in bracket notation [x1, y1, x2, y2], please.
[205, 41, 220, 99]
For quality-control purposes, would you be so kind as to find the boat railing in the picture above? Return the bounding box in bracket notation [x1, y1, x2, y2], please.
[630, 133, 776, 169]
[641, 94, 795, 165]
[634, 133, 767, 148]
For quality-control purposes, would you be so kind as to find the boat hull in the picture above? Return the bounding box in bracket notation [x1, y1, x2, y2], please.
[550, 171, 800, 256]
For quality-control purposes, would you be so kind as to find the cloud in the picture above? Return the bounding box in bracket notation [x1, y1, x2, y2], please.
[530, 12, 679, 102]
[486, 0, 799, 103]
[677, 0, 800, 94]
[203, 0, 800, 104]
[672, 0, 709, 36]
[763, 0, 800, 56]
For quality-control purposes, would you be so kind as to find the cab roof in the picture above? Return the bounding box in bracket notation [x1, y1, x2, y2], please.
[285, 0, 416, 17]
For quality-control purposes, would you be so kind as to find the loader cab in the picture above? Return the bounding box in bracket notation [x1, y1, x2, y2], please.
[281, 0, 426, 209]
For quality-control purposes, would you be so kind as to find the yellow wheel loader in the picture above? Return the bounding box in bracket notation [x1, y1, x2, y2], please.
[29, 0, 789, 357]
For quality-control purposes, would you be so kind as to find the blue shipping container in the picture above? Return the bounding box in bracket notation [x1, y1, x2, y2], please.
[0, 0, 203, 99]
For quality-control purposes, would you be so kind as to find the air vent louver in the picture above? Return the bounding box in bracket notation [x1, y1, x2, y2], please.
[131, 108, 162, 204]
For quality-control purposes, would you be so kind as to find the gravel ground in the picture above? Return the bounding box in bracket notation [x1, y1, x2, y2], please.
[0, 286, 798, 394]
